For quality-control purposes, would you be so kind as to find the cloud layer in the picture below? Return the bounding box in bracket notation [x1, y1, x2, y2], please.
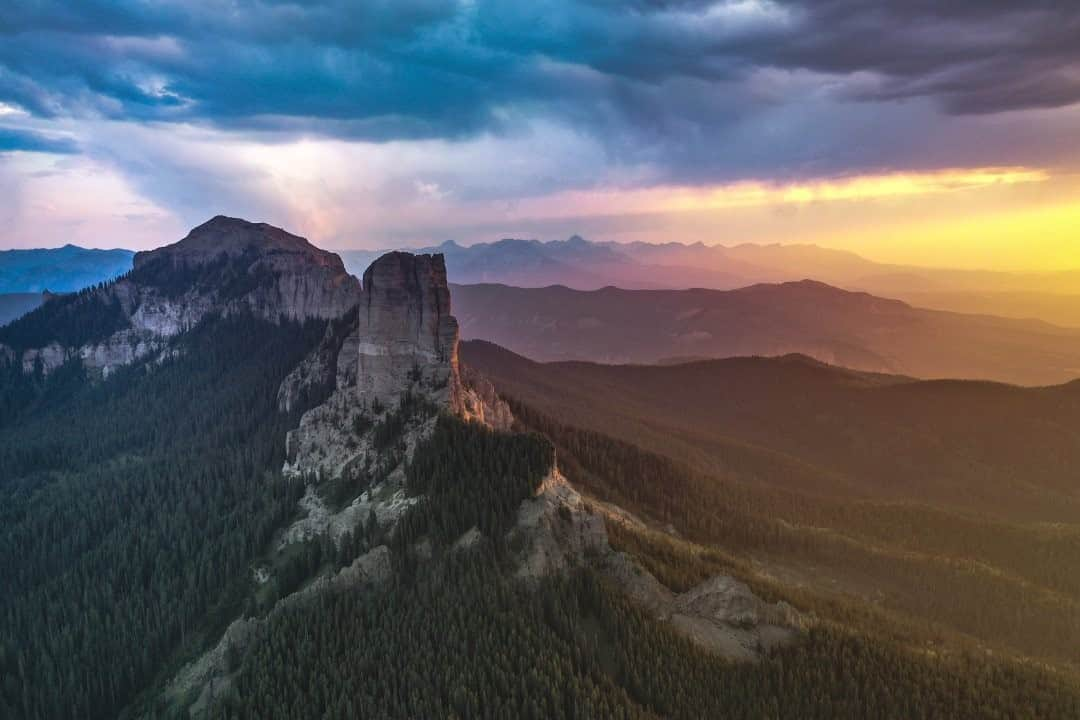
[1, 1, 1079, 257]
[6, 2, 1079, 133]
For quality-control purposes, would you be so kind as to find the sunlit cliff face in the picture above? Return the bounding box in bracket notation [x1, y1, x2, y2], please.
[2, 2, 1080, 271]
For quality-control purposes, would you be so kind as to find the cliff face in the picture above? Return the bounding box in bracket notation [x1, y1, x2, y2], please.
[0, 216, 361, 376]
[280, 251, 469, 479]
[356, 252, 461, 411]
[129, 215, 360, 325]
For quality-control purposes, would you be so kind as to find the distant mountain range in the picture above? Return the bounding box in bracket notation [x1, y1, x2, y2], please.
[343, 236, 1080, 326]
[0, 293, 45, 327]
[8, 237, 1080, 328]
[451, 281, 1080, 386]
[0, 245, 134, 293]
[461, 338, 1080, 520]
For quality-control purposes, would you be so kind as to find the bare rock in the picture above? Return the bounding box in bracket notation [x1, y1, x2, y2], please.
[511, 466, 609, 579]
[281, 251, 468, 483]
[132, 215, 360, 323]
[356, 252, 462, 411]
[460, 365, 514, 431]
[508, 463, 804, 662]
[5, 216, 362, 377]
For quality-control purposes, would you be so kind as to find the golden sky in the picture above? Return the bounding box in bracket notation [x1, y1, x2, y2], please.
[3, 2, 1080, 274]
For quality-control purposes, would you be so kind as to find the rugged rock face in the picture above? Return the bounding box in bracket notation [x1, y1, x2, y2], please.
[356, 252, 462, 412]
[506, 465, 804, 661]
[281, 251, 468, 480]
[460, 365, 514, 432]
[0, 216, 361, 376]
[130, 215, 360, 323]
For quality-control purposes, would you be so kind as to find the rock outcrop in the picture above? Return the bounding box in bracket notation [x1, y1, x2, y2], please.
[460, 365, 514, 431]
[507, 465, 805, 661]
[0, 216, 361, 376]
[281, 251, 466, 481]
[356, 252, 462, 412]
[130, 215, 360, 323]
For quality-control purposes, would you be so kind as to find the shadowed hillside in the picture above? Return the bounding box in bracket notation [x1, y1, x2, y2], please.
[452, 281, 1080, 386]
[0, 245, 134, 293]
[461, 339, 1080, 672]
[0, 292, 43, 326]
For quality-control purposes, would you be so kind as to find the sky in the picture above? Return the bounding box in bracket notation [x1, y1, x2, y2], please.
[1, 0, 1079, 271]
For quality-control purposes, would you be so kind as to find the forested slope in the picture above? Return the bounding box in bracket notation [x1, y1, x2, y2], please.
[461, 340, 1080, 676]
[207, 419, 1080, 720]
[0, 313, 324, 719]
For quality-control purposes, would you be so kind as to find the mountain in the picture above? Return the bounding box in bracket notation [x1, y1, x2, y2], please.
[0, 292, 43, 326]
[461, 339, 1080, 671]
[0, 215, 360, 376]
[450, 280, 1080, 386]
[341, 237, 757, 290]
[344, 236, 1080, 327]
[4, 217, 1079, 719]
[894, 289, 1080, 328]
[0, 244, 134, 293]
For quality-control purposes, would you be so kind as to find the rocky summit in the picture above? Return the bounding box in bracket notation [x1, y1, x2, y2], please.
[279, 250, 476, 480]
[357, 252, 461, 411]
[129, 215, 361, 323]
[0, 216, 361, 376]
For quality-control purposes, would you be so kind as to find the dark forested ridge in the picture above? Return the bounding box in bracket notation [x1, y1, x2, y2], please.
[0, 313, 324, 720]
[461, 339, 1080, 521]
[0, 283, 128, 351]
[460, 341, 1080, 674]
[210, 551, 1080, 720]
[208, 417, 1080, 720]
[0, 292, 43, 327]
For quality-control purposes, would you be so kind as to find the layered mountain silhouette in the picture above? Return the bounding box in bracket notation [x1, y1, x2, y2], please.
[342, 236, 1080, 326]
[452, 281, 1080, 386]
[0, 244, 133, 293]
[7, 235, 1080, 328]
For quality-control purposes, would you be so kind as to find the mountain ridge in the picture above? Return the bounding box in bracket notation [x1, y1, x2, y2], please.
[450, 281, 1080, 386]
[0, 216, 361, 376]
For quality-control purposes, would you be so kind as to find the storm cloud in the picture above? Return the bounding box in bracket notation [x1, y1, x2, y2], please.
[2, 1, 1079, 252]
[0, 125, 78, 154]
[3, 1, 1079, 139]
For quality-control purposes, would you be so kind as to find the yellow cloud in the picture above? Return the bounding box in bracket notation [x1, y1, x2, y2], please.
[660, 167, 1049, 212]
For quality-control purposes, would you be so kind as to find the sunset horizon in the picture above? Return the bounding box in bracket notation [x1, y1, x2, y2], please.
[3, 2, 1079, 272]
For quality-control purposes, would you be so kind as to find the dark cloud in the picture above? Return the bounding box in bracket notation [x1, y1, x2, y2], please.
[1, 0, 1078, 182]
[0, 126, 78, 154]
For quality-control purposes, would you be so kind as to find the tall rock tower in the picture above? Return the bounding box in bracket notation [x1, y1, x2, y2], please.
[279, 251, 467, 479]
[356, 252, 462, 412]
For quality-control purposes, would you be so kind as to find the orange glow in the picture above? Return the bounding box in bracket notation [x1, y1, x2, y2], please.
[483, 166, 1079, 272]
[538, 167, 1050, 216]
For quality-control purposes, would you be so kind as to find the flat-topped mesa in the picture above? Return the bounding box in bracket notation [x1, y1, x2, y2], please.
[0, 216, 362, 377]
[356, 252, 462, 412]
[130, 215, 361, 323]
